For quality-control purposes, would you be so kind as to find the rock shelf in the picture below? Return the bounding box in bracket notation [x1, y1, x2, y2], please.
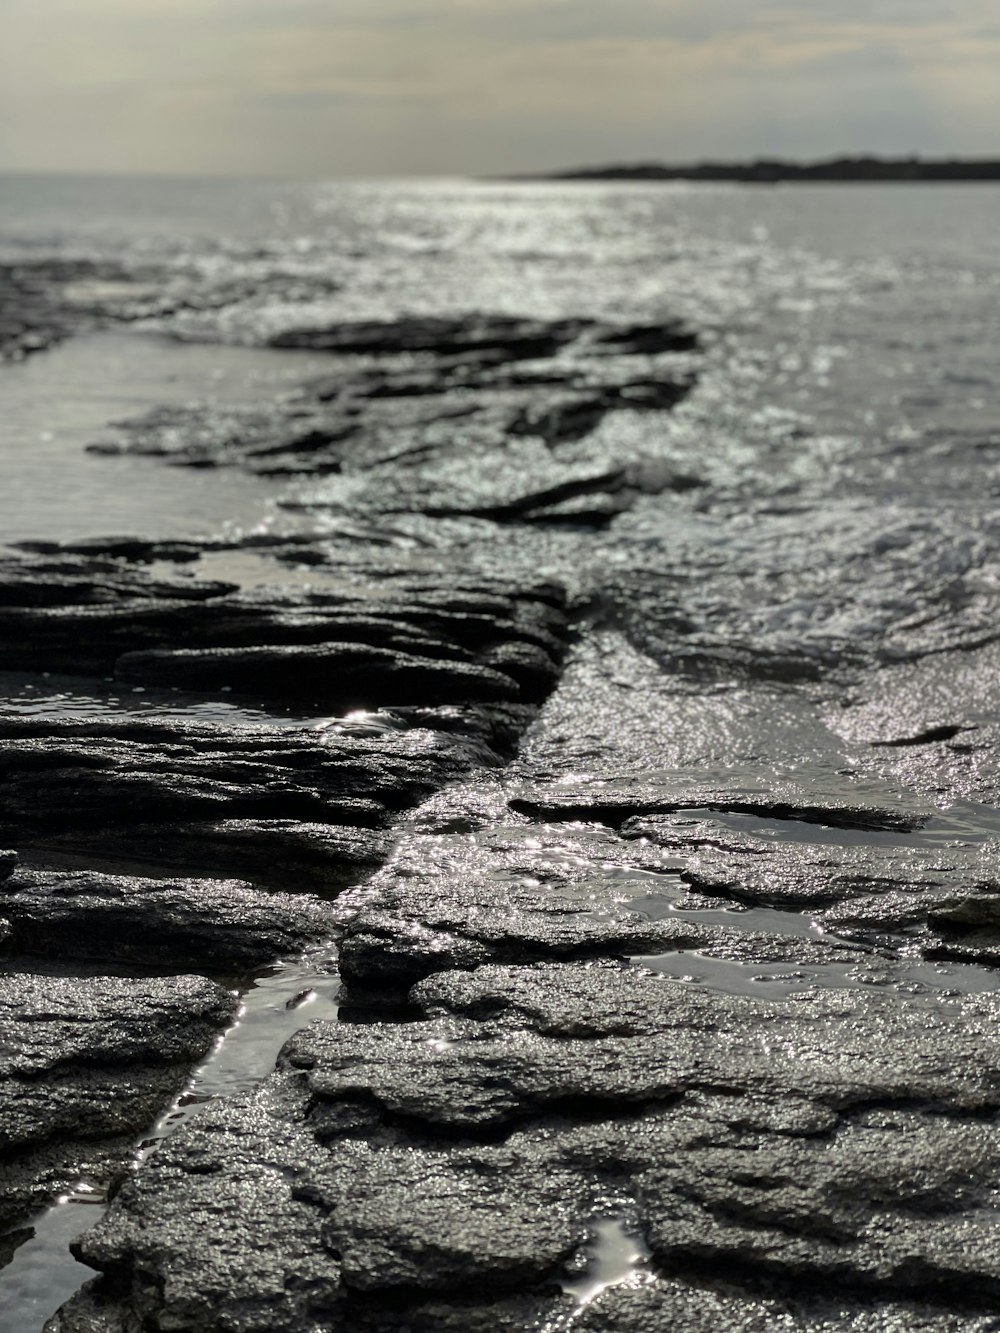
[4, 293, 1000, 1333]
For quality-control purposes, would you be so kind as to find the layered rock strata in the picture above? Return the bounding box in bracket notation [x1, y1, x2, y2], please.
[4, 296, 1000, 1333]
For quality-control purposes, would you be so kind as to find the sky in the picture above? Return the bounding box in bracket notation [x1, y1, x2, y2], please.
[0, 0, 998, 177]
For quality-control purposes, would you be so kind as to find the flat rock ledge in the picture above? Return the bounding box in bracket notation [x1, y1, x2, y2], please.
[48, 960, 1000, 1332]
[0, 971, 235, 1232]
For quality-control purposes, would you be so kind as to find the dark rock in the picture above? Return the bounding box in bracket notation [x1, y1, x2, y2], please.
[56, 960, 1000, 1327]
[0, 848, 17, 881]
[0, 971, 235, 1231]
[592, 320, 700, 354]
[267, 314, 592, 358]
[0, 551, 569, 704]
[0, 713, 516, 851]
[33, 818, 388, 893]
[0, 549, 236, 610]
[114, 642, 523, 704]
[0, 868, 332, 970]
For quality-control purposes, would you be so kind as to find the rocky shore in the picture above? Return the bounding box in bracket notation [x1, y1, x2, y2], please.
[4, 248, 1000, 1332]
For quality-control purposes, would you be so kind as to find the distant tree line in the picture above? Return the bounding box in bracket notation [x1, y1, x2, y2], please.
[526, 157, 1000, 183]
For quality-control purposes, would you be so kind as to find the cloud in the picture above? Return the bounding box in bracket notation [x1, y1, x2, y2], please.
[0, 0, 997, 175]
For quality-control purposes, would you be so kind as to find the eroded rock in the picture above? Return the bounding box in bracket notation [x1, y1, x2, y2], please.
[0, 868, 332, 970]
[0, 971, 235, 1232]
[53, 958, 1000, 1329]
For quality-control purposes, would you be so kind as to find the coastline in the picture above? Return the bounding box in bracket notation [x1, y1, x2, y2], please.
[3, 184, 1000, 1331]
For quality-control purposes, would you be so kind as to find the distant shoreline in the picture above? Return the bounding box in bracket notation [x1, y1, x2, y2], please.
[504, 156, 1000, 184]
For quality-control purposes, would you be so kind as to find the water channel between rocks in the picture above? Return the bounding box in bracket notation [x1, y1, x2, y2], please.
[0, 326, 348, 1329]
[0, 946, 341, 1331]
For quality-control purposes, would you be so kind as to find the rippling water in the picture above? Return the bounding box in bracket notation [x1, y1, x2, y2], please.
[2, 175, 999, 542]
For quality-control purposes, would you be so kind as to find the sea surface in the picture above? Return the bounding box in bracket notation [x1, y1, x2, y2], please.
[2, 174, 1000, 547]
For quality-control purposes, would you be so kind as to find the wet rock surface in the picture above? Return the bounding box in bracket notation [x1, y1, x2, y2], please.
[0, 971, 234, 1232]
[0, 710, 520, 882]
[0, 552, 568, 703]
[46, 961, 1000, 1329]
[6, 268, 1000, 1332]
[0, 869, 332, 970]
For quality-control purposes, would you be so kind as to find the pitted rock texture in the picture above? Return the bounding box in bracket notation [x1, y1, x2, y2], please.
[12, 276, 1000, 1333]
[51, 960, 1000, 1330]
[0, 868, 331, 969]
[0, 971, 235, 1232]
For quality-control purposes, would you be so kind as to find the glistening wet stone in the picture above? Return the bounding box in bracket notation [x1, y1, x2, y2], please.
[11, 190, 1000, 1332]
[51, 958, 1000, 1328]
[334, 783, 861, 991]
[0, 971, 235, 1234]
[0, 868, 332, 970]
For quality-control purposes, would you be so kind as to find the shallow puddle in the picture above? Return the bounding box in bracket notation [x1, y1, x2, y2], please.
[633, 949, 1000, 999]
[0, 331, 331, 546]
[628, 891, 835, 942]
[561, 1215, 652, 1307]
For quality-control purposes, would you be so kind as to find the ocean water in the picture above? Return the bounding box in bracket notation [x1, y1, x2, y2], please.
[2, 175, 1000, 547]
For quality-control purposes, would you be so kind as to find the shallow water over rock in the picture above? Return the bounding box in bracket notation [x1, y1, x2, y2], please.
[0, 946, 341, 1333]
[0, 332, 327, 546]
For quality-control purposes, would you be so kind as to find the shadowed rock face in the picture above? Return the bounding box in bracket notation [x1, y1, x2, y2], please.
[0, 711, 523, 877]
[0, 553, 570, 703]
[0, 541, 574, 1265]
[0, 869, 333, 970]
